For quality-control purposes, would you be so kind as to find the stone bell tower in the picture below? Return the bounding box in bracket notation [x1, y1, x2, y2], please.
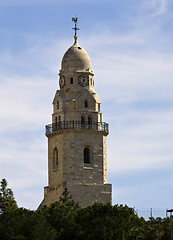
[40, 18, 112, 207]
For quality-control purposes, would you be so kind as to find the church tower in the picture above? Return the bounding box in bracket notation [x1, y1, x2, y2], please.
[40, 18, 112, 207]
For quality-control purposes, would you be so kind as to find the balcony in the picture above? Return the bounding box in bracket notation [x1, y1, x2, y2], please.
[45, 121, 109, 135]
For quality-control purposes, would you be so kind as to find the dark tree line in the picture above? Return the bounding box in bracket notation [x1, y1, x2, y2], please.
[0, 179, 171, 240]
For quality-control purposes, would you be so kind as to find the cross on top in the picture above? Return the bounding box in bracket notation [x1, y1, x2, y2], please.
[72, 17, 79, 36]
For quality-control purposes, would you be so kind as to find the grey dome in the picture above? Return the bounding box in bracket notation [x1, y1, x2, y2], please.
[61, 37, 91, 72]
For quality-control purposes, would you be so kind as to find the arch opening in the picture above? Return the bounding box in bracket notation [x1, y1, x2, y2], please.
[84, 147, 91, 164]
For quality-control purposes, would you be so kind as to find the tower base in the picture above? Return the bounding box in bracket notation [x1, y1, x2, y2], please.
[40, 182, 112, 208]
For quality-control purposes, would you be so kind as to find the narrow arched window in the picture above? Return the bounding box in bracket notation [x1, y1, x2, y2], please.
[53, 148, 58, 169]
[88, 116, 91, 125]
[57, 101, 59, 109]
[84, 147, 90, 164]
[81, 116, 85, 124]
[85, 100, 88, 108]
[88, 116, 92, 129]
[55, 117, 57, 130]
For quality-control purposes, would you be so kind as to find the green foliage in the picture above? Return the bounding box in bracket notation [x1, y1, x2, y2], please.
[75, 203, 115, 240]
[0, 180, 172, 240]
[42, 201, 77, 240]
[75, 203, 140, 240]
[0, 208, 56, 240]
[0, 178, 17, 214]
[59, 187, 79, 209]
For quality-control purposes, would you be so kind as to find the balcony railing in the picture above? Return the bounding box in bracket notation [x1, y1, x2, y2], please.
[45, 121, 109, 135]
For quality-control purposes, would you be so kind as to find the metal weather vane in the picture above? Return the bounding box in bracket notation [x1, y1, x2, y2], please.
[72, 17, 79, 36]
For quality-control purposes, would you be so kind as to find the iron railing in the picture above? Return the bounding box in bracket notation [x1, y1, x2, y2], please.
[45, 121, 109, 134]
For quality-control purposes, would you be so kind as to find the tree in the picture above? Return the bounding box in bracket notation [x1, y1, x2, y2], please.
[74, 203, 140, 240]
[43, 201, 77, 240]
[0, 181, 172, 240]
[59, 188, 79, 209]
[0, 208, 56, 240]
[0, 178, 17, 214]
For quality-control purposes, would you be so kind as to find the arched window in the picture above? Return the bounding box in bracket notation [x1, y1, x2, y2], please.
[57, 101, 59, 109]
[85, 100, 88, 108]
[81, 116, 85, 124]
[88, 116, 92, 129]
[84, 147, 90, 164]
[53, 148, 58, 169]
[55, 117, 57, 130]
[88, 116, 92, 125]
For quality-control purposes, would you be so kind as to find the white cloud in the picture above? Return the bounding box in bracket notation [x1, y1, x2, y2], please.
[107, 108, 173, 174]
[0, 133, 48, 209]
[154, 0, 168, 15]
[83, 32, 173, 104]
[142, 0, 168, 16]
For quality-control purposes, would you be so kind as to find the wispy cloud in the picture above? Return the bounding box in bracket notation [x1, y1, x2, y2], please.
[107, 107, 173, 173]
[143, 0, 168, 16]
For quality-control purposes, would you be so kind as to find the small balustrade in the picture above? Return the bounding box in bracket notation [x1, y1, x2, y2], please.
[45, 121, 109, 134]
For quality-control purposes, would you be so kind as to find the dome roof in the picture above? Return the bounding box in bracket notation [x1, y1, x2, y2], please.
[61, 36, 91, 72]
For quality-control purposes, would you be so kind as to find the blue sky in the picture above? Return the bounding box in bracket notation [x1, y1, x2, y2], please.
[0, 0, 173, 216]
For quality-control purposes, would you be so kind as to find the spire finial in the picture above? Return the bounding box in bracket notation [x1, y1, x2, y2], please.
[72, 16, 79, 43]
